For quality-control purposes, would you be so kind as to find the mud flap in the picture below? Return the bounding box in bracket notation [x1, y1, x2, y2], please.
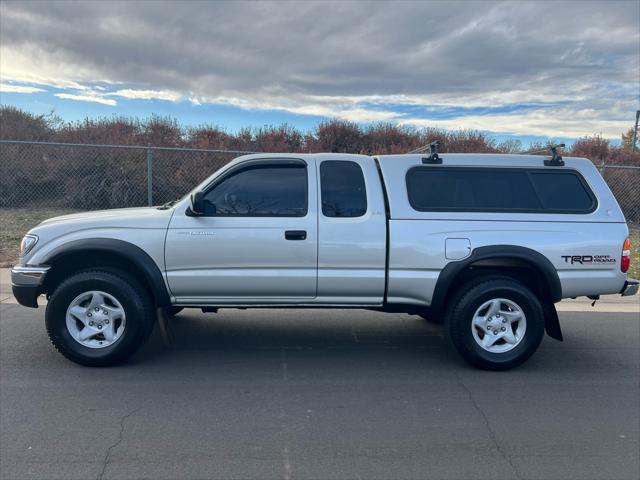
[543, 302, 563, 341]
[156, 308, 174, 347]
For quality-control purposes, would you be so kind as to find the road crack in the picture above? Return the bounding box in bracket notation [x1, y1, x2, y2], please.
[457, 375, 522, 479]
[96, 407, 141, 480]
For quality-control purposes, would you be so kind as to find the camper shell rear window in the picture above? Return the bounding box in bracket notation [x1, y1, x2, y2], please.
[405, 166, 597, 214]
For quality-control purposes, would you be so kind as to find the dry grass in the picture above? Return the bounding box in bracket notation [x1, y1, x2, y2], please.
[0, 208, 77, 267]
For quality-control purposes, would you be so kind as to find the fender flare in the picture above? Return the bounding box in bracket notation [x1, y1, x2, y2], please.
[42, 238, 171, 307]
[431, 245, 563, 313]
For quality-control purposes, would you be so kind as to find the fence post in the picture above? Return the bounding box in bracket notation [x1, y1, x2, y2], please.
[146, 144, 153, 206]
[632, 110, 639, 151]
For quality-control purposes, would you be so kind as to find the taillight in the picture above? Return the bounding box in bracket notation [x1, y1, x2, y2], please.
[621, 237, 631, 273]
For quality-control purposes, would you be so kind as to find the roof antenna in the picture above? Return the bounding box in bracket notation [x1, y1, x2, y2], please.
[421, 141, 443, 164]
[544, 144, 565, 167]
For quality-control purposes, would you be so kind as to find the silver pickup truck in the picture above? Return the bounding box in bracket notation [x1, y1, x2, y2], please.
[12, 150, 638, 369]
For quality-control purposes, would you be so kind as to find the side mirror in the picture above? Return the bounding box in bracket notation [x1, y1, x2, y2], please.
[187, 191, 205, 216]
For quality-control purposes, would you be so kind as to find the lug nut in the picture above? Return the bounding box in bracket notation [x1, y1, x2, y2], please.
[95, 307, 99, 312]
[501, 327, 506, 332]
[89, 321, 94, 326]
[493, 330, 498, 335]
[87, 312, 92, 317]
[103, 310, 108, 315]
[97, 324, 102, 330]
[105, 319, 109, 324]
[502, 319, 507, 323]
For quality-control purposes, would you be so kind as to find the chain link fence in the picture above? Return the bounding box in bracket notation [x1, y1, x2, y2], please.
[0, 139, 639, 221]
[0, 140, 252, 209]
[598, 164, 640, 223]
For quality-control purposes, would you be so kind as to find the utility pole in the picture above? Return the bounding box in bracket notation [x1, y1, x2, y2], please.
[633, 110, 639, 151]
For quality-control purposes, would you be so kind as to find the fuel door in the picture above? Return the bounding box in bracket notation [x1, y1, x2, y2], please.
[446, 238, 471, 260]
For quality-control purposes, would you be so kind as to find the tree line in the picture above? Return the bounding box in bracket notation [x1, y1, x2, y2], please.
[1, 105, 638, 163]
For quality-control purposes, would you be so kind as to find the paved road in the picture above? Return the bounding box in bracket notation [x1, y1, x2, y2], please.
[1, 304, 638, 480]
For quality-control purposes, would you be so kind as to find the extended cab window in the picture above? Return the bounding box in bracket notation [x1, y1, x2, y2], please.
[406, 167, 596, 213]
[203, 163, 307, 216]
[320, 161, 367, 217]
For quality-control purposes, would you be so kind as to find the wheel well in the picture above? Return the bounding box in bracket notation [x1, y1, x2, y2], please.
[43, 250, 157, 305]
[440, 257, 554, 312]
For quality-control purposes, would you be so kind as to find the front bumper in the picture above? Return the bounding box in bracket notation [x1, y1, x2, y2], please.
[11, 266, 50, 308]
[620, 279, 639, 297]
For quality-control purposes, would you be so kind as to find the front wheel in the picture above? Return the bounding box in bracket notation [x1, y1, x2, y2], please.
[446, 278, 545, 370]
[45, 269, 154, 367]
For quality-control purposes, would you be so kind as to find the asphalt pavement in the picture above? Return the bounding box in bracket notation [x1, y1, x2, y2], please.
[1, 297, 639, 480]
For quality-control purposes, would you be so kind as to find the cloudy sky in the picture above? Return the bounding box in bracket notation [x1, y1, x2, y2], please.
[1, 0, 638, 143]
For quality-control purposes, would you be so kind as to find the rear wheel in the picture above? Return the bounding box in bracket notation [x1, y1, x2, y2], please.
[46, 269, 154, 366]
[446, 277, 544, 370]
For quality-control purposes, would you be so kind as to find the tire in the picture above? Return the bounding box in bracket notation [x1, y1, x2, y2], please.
[446, 277, 545, 371]
[45, 269, 155, 367]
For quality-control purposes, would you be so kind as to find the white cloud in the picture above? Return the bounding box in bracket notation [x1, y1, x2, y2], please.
[399, 109, 630, 139]
[0, 45, 97, 90]
[109, 89, 181, 101]
[55, 93, 117, 106]
[0, 83, 45, 93]
[290, 106, 400, 123]
[208, 95, 402, 122]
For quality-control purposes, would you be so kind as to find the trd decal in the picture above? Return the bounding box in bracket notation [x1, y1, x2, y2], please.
[561, 255, 616, 264]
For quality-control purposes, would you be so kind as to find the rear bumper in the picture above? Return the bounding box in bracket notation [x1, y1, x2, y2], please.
[11, 266, 50, 308]
[620, 279, 639, 297]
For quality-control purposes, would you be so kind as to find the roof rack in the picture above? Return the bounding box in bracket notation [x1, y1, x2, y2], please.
[521, 144, 566, 166]
[543, 144, 565, 166]
[409, 141, 565, 166]
[420, 141, 442, 164]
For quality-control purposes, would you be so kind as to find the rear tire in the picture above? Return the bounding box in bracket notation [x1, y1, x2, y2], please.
[446, 277, 544, 370]
[45, 269, 154, 367]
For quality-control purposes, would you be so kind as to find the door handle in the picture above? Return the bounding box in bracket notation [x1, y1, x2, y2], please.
[285, 230, 307, 240]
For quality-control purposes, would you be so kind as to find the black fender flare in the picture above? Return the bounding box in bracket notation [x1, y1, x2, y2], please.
[431, 245, 563, 340]
[42, 238, 171, 307]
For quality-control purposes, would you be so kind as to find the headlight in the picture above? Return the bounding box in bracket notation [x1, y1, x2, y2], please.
[19, 234, 38, 257]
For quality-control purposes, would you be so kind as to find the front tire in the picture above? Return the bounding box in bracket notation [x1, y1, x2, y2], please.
[46, 270, 154, 366]
[446, 277, 545, 370]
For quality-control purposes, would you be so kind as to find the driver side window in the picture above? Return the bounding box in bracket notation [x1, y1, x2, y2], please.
[202, 163, 308, 217]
